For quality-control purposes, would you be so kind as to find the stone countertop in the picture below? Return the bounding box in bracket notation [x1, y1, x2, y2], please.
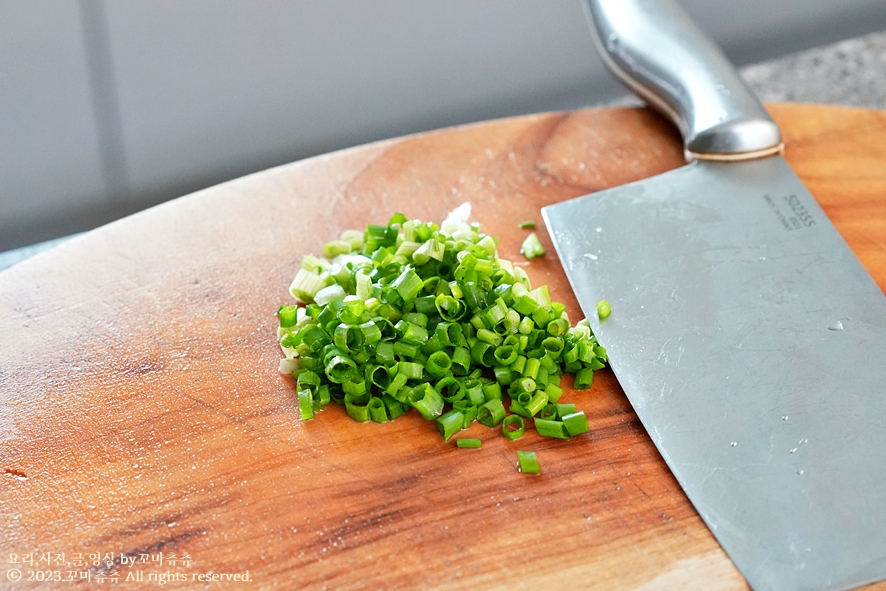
[741, 30, 886, 109]
[2, 30, 885, 273]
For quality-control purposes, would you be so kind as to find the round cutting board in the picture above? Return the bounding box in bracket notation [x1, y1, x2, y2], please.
[1, 105, 885, 590]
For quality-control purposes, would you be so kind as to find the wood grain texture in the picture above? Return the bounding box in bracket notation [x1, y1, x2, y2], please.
[1, 104, 885, 590]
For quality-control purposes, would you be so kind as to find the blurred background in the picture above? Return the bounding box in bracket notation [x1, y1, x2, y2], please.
[3, 0, 886, 251]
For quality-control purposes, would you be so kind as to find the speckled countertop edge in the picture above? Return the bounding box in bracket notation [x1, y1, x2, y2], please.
[741, 30, 886, 109]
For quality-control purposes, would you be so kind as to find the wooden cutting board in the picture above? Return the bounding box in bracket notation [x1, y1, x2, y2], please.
[2, 104, 885, 590]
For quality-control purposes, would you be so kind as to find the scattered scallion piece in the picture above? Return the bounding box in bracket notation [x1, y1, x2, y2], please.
[562, 411, 590, 436]
[596, 299, 612, 319]
[502, 415, 525, 440]
[297, 390, 314, 421]
[277, 203, 610, 459]
[457, 438, 482, 449]
[437, 409, 465, 441]
[519, 221, 536, 229]
[534, 417, 570, 440]
[516, 450, 540, 474]
[520, 232, 546, 259]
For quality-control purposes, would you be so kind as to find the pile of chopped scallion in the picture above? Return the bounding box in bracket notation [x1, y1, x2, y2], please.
[277, 203, 607, 460]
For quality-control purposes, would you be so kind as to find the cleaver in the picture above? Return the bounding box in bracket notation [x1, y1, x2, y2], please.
[542, 1, 886, 590]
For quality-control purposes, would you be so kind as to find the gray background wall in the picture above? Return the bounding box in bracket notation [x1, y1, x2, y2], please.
[3, 0, 886, 250]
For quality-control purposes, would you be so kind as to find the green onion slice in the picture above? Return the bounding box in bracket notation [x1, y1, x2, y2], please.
[534, 418, 569, 439]
[520, 233, 545, 259]
[436, 409, 464, 441]
[596, 299, 612, 319]
[562, 411, 590, 436]
[516, 450, 540, 474]
[502, 415, 525, 440]
[477, 399, 505, 427]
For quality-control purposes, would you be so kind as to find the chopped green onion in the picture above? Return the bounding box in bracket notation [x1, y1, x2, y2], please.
[519, 221, 536, 229]
[393, 339, 420, 358]
[395, 320, 428, 344]
[395, 241, 421, 259]
[368, 397, 388, 423]
[386, 372, 409, 399]
[462, 379, 486, 406]
[518, 316, 534, 334]
[409, 383, 444, 420]
[426, 350, 453, 378]
[456, 438, 482, 448]
[358, 320, 382, 344]
[340, 229, 364, 251]
[452, 400, 478, 427]
[297, 389, 314, 420]
[300, 254, 328, 273]
[516, 450, 540, 474]
[451, 346, 471, 375]
[435, 376, 464, 403]
[546, 318, 569, 337]
[437, 409, 464, 441]
[317, 284, 348, 307]
[520, 233, 545, 259]
[573, 367, 594, 390]
[476, 328, 502, 346]
[364, 224, 397, 251]
[561, 411, 590, 436]
[556, 402, 577, 417]
[508, 400, 531, 418]
[382, 394, 407, 419]
[539, 404, 558, 421]
[477, 399, 505, 427]
[525, 391, 549, 416]
[344, 393, 370, 422]
[534, 418, 569, 439]
[375, 341, 395, 365]
[323, 239, 352, 259]
[325, 355, 357, 383]
[397, 361, 424, 380]
[278, 207, 610, 462]
[529, 285, 551, 307]
[517, 377, 537, 394]
[502, 415, 525, 440]
[596, 299, 612, 319]
[392, 267, 423, 302]
[545, 383, 564, 403]
[481, 381, 502, 401]
[290, 268, 326, 303]
[343, 378, 368, 396]
[470, 341, 496, 367]
[388, 212, 408, 226]
[278, 305, 299, 328]
[333, 324, 363, 353]
[403, 311, 428, 327]
[413, 239, 446, 265]
[523, 357, 540, 380]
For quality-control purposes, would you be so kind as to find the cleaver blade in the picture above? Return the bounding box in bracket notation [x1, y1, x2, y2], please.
[543, 2, 886, 591]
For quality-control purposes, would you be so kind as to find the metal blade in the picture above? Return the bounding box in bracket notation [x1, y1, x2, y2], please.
[543, 155, 886, 591]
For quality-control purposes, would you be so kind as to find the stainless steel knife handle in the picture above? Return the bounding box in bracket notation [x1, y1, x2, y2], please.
[585, 0, 783, 161]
